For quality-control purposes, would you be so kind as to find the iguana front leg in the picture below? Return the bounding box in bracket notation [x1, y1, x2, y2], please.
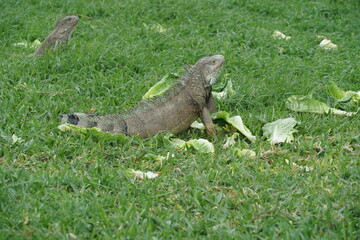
[200, 107, 217, 141]
[206, 92, 217, 112]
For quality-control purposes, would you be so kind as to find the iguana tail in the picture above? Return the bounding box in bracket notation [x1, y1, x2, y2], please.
[59, 113, 129, 134]
[60, 113, 100, 127]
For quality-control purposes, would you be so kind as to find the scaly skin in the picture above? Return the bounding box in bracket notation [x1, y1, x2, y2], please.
[60, 55, 225, 138]
[29, 16, 79, 56]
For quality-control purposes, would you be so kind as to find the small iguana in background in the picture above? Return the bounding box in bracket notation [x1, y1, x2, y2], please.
[29, 15, 79, 56]
[60, 55, 225, 138]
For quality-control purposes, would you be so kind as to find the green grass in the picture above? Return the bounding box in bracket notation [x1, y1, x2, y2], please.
[0, 0, 359, 239]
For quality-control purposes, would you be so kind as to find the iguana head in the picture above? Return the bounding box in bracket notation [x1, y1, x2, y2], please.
[54, 16, 79, 40]
[194, 55, 225, 87]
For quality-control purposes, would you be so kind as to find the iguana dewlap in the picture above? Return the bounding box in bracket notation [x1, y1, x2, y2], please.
[60, 55, 225, 138]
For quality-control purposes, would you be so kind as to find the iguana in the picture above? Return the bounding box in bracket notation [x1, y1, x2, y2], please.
[60, 55, 225, 138]
[29, 15, 79, 56]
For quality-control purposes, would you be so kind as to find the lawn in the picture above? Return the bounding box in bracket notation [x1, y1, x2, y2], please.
[0, 0, 359, 239]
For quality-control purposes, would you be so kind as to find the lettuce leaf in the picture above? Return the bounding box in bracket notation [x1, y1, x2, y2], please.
[186, 139, 215, 153]
[222, 133, 239, 149]
[169, 137, 214, 153]
[328, 81, 359, 103]
[13, 39, 41, 49]
[234, 148, 256, 159]
[142, 74, 178, 100]
[190, 120, 205, 130]
[262, 118, 299, 145]
[169, 138, 187, 150]
[319, 39, 337, 50]
[213, 111, 256, 143]
[58, 123, 127, 140]
[144, 74, 234, 101]
[212, 79, 234, 100]
[286, 95, 331, 114]
[12, 134, 25, 144]
[272, 30, 291, 40]
[127, 169, 160, 179]
[286, 95, 356, 116]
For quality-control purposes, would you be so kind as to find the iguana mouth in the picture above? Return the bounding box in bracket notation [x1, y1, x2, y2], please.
[207, 58, 225, 86]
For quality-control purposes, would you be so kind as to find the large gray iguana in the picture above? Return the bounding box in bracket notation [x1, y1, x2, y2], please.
[60, 55, 225, 138]
[29, 15, 79, 56]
